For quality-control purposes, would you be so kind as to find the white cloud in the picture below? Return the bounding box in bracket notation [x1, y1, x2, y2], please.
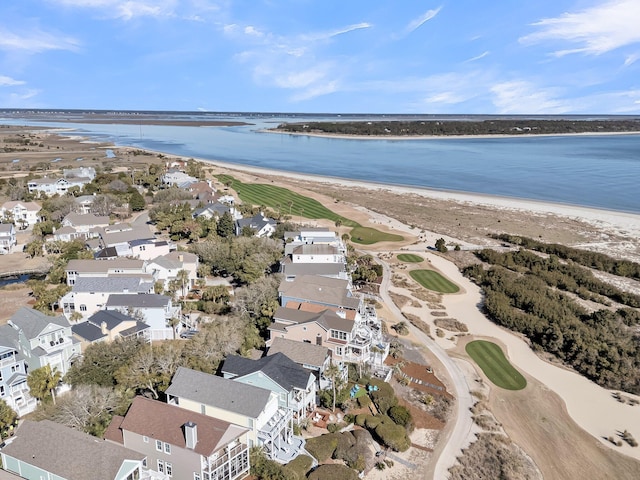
[291, 81, 339, 102]
[623, 53, 640, 67]
[50, 0, 179, 20]
[0, 29, 80, 54]
[464, 51, 489, 63]
[490, 80, 569, 114]
[326, 23, 372, 39]
[520, 0, 640, 56]
[404, 7, 442, 35]
[244, 26, 264, 37]
[0, 75, 25, 87]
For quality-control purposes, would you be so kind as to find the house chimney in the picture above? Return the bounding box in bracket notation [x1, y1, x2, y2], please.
[101, 321, 108, 335]
[178, 254, 184, 262]
[184, 422, 197, 449]
[336, 310, 346, 319]
[316, 334, 322, 346]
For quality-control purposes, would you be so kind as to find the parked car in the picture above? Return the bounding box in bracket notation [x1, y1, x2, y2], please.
[180, 329, 199, 339]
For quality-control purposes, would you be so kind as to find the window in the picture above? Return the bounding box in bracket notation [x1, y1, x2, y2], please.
[164, 442, 171, 454]
[0, 385, 5, 396]
[335, 347, 342, 356]
[165, 462, 172, 477]
[80, 304, 87, 312]
[156, 439, 162, 451]
[157, 460, 164, 473]
[11, 365, 18, 373]
[143, 435, 149, 443]
[331, 330, 347, 341]
[142, 458, 147, 468]
[194, 474, 201, 480]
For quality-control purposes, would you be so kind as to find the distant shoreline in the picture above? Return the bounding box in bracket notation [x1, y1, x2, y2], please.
[262, 128, 640, 141]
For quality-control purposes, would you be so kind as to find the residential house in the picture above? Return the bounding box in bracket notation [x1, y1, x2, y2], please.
[269, 303, 388, 369]
[187, 180, 217, 203]
[267, 337, 332, 390]
[166, 367, 303, 462]
[278, 275, 361, 312]
[71, 310, 150, 351]
[146, 251, 199, 291]
[74, 194, 97, 214]
[0, 327, 36, 416]
[279, 261, 349, 282]
[0, 223, 16, 255]
[105, 396, 250, 480]
[61, 277, 155, 320]
[193, 202, 239, 221]
[162, 169, 199, 187]
[27, 171, 93, 196]
[65, 258, 147, 286]
[284, 228, 346, 256]
[6, 308, 79, 375]
[62, 212, 110, 231]
[0, 420, 147, 480]
[221, 353, 316, 423]
[105, 294, 179, 341]
[0, 201, 41, 228]
[235, 212, 277, 238]
[63, 166, 96, 182]
[98, 226, 174, 260]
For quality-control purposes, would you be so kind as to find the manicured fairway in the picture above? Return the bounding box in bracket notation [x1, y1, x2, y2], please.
[465, 340, 527, 390]
[349, 226, 404, 245]
[217, 174, 403, 245]
[397, 253, 423, 263]
[409, 269, 459, 293]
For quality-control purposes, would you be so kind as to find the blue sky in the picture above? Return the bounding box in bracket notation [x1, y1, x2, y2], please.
[1, 1, 639, 114]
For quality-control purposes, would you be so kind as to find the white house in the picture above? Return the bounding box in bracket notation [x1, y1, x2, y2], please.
[65, 258, 147, 286]
[0, 223, 16, 255]
[146, 251, 199, 291]
[61, 277, 155, 320]
[235, 212, 277, 238]
[0, 201, 41, 228]
[105, 294, 179, 341]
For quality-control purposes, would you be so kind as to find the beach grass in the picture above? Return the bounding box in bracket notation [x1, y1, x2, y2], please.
[217, 174, 403, 244]
[397, 253, 424, 263]
[465, 340, 527, 390]
[409, 269, 459, 293]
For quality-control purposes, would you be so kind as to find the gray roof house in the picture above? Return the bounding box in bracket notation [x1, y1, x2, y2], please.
[267, 337, 332, 389]
[105, 396, 250, 480]
[165, 367, 301, 462]
[0, 223, 16, 255]
[278, 275, 361, 311]
[234, 212, 277, 238]
[72, 310, 150, 350]
[0, 420, 146, 480]
[221, 353, 316, 424]
[105, 294, 179, 341]
[61, 276, 155, 320]
[6, 307, 79, 375]
[0, 326, 37, 416]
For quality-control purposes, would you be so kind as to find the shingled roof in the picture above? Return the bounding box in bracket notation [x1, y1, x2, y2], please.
[221, 353, 312, 392]
[165, 367, 273, 419]
[267, 337, 330, 369]
[2, 420, 144, 480]
[109, 396, 248, 457]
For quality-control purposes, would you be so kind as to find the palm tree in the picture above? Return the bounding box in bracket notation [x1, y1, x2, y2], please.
[176, 269, 190, 300]
[325, 361, 341, 413]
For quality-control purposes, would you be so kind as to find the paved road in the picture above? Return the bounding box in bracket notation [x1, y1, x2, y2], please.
[374, 255, 474, 480]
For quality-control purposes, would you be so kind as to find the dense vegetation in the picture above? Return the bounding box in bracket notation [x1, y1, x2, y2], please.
[493, 234, 640, 280]
[465, 340, 527, 390]
[464, 248, 640, 394]
[275, 119, 640, 137]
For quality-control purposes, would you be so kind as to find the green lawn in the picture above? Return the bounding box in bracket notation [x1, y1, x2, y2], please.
[217, 174, 403, 245]
[397, 253, 424, 263]
[465, 340, 527, 390]
[409, 269, 459, 293]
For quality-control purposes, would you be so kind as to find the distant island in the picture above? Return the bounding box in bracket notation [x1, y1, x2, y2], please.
[273, 119, 640, 137]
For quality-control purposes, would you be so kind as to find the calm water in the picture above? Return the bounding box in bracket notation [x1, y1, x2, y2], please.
[4, 115, 640, 213]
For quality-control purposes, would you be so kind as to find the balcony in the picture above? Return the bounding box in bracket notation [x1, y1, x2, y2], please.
[39, 336, 71, 354]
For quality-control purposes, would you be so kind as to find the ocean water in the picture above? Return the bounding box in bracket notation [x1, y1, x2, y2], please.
[3, 115, 640, 213]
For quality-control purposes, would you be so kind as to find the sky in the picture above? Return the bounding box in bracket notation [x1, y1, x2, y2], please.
[1, 0, 639, 114]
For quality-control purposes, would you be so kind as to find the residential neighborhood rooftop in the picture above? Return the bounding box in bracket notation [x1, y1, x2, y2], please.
[267, 337, 330, 368]
[222, 352, 312, 392]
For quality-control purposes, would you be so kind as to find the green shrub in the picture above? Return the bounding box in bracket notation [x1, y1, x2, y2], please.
[357, 395, 371, 408]
[284, 454, 313, 479]
[307, 464, 359, 480]
[388, 405, 413, 429]
[327, 423, 341, 433]
[355, 413, 370, 427]
[343, 413, 355, 424]
[250, 447, 297, 480]
[375, 420, 411, 452]
[368, 379, 397, 414]
[364, 415, 384, 429]
[304, 433, 340, 462]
